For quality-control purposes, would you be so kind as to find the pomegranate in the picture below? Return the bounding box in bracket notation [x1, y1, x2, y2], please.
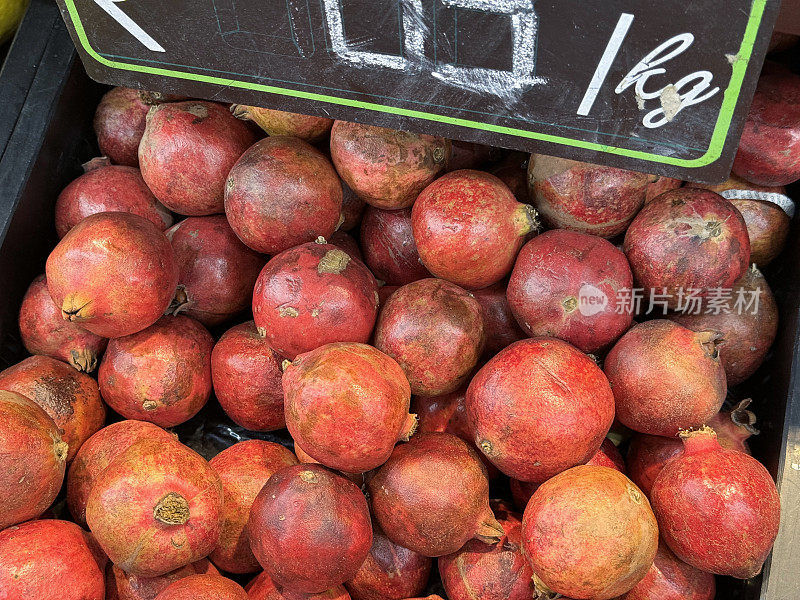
[166, 215, 266, 326]
[491, 154, 529, 204]
[139, 101, 257, 215]
[0, 355, 105, 461]
[231, 105, 333, 142]
[626, 434, 683, 498]
[154, 574, 248, 599]
[471, 282, 526, 357]
[378, 284, 399, 305]
[247, 571, 352, 600]
[94, 87, 150, 167]
[45, 211, 179, 338]
[374, 278, 484, 396]
[18, 274, 108, 371]
[412, 170, 538, 289]
[249, 464, 373, 593]
[283, 342, 414, 473]
[252, 239, 379, 359]
[650, 427, 780, 578]
[329, 230, 363, 261]
[211, 321, 285, 431]
[447, 140, 495, 171]
[508, 230, 634, 353]
[340, 181, 366, 231]
[621, 542, 715, 600]
[368, 432, 503, 557]
[106, 559, 219, 600]
[209, 440, 299, 573]
[225, 137, 343, 254]
[604, 320, 727, 436]
[709, 398, 759, 453]
[360, 206, 430, 285]
[86, 437, 224, 577]
[466, 338, 614, 482]
[768, 31, 799, 53]
[330, 121, 450, 209]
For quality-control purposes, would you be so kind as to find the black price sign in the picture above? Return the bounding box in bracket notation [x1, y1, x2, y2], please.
[56, 0, 780, 182]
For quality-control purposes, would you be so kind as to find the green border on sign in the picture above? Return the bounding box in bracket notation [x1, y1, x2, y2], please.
[63, 0, 767, 168]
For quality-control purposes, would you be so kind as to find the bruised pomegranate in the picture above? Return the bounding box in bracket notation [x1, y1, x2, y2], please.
[106, 559, 219, 600]
[651, 427, 780, 578]
[86, 437, 224, 577]
[330, 121, 450, 209]
[368, 432, 503, 557]
[211, 321, 285, 431]
[248, 571, 352, 600]
[252, 240, 379, 359]
[466, 338, 614, 482]
[412, 170, 538, 289]
[225, 137, 343, 254]
[522, 466, 658, 600]
[0, 355, 105, 461]
[622, 542, 715, 600]
[99, 315, 213, 427]
[94, 87, 151, 167]
[154, 574, 247, 600]
[374, 278, 484, 396]
[46, 211, 179, 338]
[231, 105, 333, 142]
[166, 216, 266, 326]
[624, 188, 750, 307]
[18, 274, 107, 371]
[139, 101, 257, 215]
[604, 320, 727, 436]
[283, 342, 414, 473]
[360, 206, 430, 286]
[508, 230, 634, 353]
[472, 282, 526, 357]
[249, 464, 373, 593]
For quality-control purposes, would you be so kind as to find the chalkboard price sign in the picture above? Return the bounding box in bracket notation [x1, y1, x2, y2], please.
[56, 0, 780, 182]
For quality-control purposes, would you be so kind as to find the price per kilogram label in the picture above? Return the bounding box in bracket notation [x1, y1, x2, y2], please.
[56, 0, 781, 182]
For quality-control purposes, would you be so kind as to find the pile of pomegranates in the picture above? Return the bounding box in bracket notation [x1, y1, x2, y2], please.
[1, 56, 797, 600]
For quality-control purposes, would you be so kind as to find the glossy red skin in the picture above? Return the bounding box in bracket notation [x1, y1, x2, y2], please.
[18, 274, 108, 371]
[67, 420, 177, 526]
[0, 519, 106, 600]
[139, 101, 257, 215]
[86, 437, 224, 577]
[209, 441, 299, 574]
[671, 266, 779, 385]
[99, 315, 213, 427]
[249, 464, 373, 593]
[412, 170, 536, 289]
[621, 541, 715, 600]
[604, 320, 727, 437]
[106, 559, 219, 600]
[154, 574, 248, 600]
[651, 429, 780, 578]
[374, 278, 484, 396]
[247, 571, 352, 600]
[623, 188, 751, 307]
[211, 321, 285, 431]
[329, 230, 363, 261]
[94, 87, 150, 167]
[522, 466, 659, 600]
[330, 121, 450, 209]
[45, 211, 179, 338]
[225, 137, 343, 254]
[0, 355, 105, 462]
[232, 105, 333, 142]
[471, 282, 526, 358]
[0, 391, 67, 529]
[367, 432, 502, 558]
[466, 338, 615, 482]
[360, 206, 429, 285]
[166, 216, 266, 326]
[447, 140, 495, 171]
[283, 342, 414, 473]
[252, 241, 379, 360]
[340, 181, 367, 231]
[378, 284, 399, 305]
[508, 230, 634, 354]
[55, 165, 172, 238]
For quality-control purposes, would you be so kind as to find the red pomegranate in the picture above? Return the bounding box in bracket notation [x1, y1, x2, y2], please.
[360, 206, 430, 285]
[252, 240, 379, 359]
[340, 181, 366, 231]
[412, 170, 538, 289]
[45, 211, 179, 338]
[709, 399, 759, 453]
[231, 105, 333, 142]
[106, 559, 219, 600]
[86, 437, 224, 577]
[94, 87, 151, 167]
[0, 355, 105, 461]
[330, 121, 450, 209]
[650, 427, 780, 578]
[604, 320, 727, 436]
[522, 466, 658, 600]
[466, 338, 614, 482]
[247, 571, 352, 600]
[508, 230, 634, 353]
[18, 274, 108, 371]
[626, 433, 683, 498]
[166, 216, 266, 326]
[621, 542, 715, 600]
[0, 519, 106, 600]
[471, 282, 526, 357]
[623, 188, 750, 307]
[368, 432, 503, 557]
[225, 137, 343, 254]
[283, 342, 415, 473]
[447, 140, 495, 171]
[491, 154, 529, 204]
[99, 315, 213, 427]
[139, 101, 257, 215]
[374, 278, 484, 396]
[211, 321, 285, 431]
[329, 230, 363, 261]
[154, 574, 248, 600]
[249, 464, 373, 593]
